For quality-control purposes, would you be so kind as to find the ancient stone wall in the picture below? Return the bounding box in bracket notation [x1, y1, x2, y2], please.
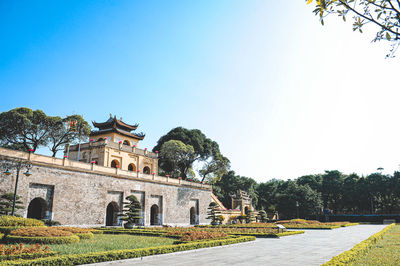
[0, 149, 211, 227]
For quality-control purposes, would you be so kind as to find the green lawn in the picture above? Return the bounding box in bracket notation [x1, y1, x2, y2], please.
[352, 225, 400, 266]
[49, 234, 175, 255]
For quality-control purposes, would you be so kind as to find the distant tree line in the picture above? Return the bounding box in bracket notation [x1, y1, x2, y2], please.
[212, 170, 400, 219]
[0, 107, 90, 157]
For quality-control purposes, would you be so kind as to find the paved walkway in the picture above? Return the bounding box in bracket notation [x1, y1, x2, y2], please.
[91, 225, 387, 266]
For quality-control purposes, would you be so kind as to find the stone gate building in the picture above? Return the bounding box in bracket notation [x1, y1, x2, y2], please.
[0, 117, 212, 227]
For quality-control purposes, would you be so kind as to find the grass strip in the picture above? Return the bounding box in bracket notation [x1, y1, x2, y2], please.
[322, 223, 395, 266]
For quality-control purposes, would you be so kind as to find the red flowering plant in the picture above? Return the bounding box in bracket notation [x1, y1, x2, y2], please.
[0, 243, 51, 256]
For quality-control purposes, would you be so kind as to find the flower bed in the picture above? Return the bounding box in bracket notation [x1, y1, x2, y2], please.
[6, 227, 80, 244]
[0, 243, 57, 260]
[56, 227, 94, 239]
[10, 227, 73, 237]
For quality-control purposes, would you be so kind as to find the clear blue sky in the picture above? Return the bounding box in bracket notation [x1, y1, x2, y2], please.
[1, 1, 399, 181]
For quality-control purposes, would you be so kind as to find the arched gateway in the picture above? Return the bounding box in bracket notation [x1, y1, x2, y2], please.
[106, 201, 120, 226]
[27, 197, 47, 220]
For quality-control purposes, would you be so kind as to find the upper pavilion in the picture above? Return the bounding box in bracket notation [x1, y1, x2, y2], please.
[90, 115, 145, 148]
[65, 115, 158, 175]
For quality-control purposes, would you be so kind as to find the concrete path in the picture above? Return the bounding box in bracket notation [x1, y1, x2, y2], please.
[90, 225, 387, 266]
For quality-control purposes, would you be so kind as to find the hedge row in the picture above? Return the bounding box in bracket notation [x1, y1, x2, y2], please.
[0, 251, 57, 261]
[2, 236, 256, 265]
[342, 223, 360, 227]
[322, 223, 395, 266]
[0, 226, 47, 234]
[276, 231, 305, 237]
[0, 216, 44, 227]
[5, 235, 80, 244]
[75, 232, 94, 240]
[283, 226, 340, 230]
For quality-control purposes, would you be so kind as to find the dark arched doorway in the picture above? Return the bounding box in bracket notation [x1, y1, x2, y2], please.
[27, 197, 47, 220]
[106, 202, 120, 226]
[244, 206, 249, 214]
[190, 207, 196, 225]
[111, 160, 120, 168]
[123, 140, 130, 146]
[150, 204, 159, 225]
[143, 166, 151, 175]
[128, 163, 136, 171]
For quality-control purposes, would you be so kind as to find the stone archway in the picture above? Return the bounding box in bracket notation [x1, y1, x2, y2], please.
[128, 163, 136, 171]
[143, 166, 151, 175]
[150, 204, 159, 225]
[111, 160, 120, 169]
[27, 197, 47, 220]
[106, 201, 120, 226]
[190, 207, 196, 225]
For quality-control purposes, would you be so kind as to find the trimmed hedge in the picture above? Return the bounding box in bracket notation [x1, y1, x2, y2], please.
[2, 236, 255, 265]
[0, 216, 44, 227]
[5, 235, 80, 244]
[10, 227, 73, 237]
[0, 226, 48, 234]
[283, 226, 340, 230]
[322, 223, 395, 265]
[0, 251, 57, 261]
[342, 223, 359, 227]
[276, 231, 304, 237]
[75, 232, 94, 240]
[91, 230, 103, 234]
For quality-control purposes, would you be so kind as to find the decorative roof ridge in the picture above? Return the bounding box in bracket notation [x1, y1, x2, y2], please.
[92, 115, 139, 131]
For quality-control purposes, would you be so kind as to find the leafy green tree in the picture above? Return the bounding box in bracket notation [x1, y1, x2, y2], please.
[306, 0, 400, 57]
[322, 170, 344, 212]
[159, 140, 196, 179]
[118, 195, 142, 228]
[256, 179, 285, 212]
[296, 174, 322, 193]
[276, 181, 323, 219]
[212, 171, 259, 209]
[0, 108, 50, 152]
[153, 127, 229, 179]
[199, 153, 230, 183]
[341, 173, 361, 213]
[0, 193, 23, 215]
[47, 115, 90, 157]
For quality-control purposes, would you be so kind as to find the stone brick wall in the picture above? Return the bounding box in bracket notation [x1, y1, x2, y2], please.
[0, 149, 211, 227]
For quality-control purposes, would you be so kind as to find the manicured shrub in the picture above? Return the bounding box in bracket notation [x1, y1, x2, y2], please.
[0, 251, 57, 261]
[0, 216, 44, 227]
[179, 231, 227, 241]
[6, 235, 80, 244]
[10, 227, 73, 237]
